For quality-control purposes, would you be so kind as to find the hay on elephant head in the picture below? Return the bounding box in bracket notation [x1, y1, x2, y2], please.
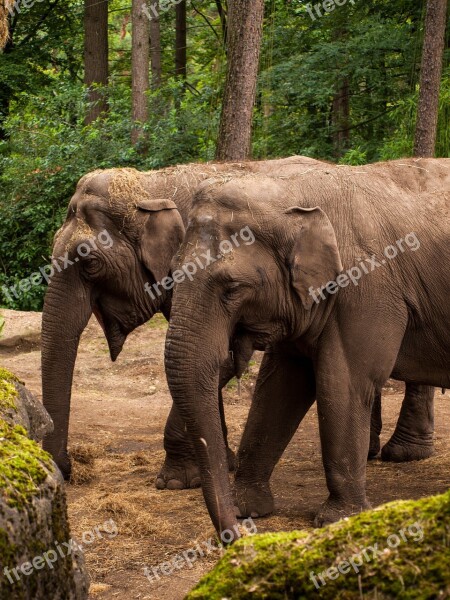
[0, 1, 13, 50]
[107, 167, 156, 219]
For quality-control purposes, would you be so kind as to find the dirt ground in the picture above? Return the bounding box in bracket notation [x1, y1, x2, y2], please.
[1, 308, 449, 599]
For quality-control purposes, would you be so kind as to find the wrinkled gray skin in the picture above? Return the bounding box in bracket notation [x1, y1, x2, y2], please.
[41, 157, 438, 485]
[370, 384, 435, 461]
[41, 157, 328, 481]
[164, 158, 450, 537]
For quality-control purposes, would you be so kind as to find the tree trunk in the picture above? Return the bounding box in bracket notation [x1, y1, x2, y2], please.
[413, 0, 448, 157]
[175, 0, 187, 79]
[0, 12, 12, 140]
[84, 0, 109, 124]
[0, 0, 12, 50]
[216, 0, 265, 161]
[131, 0, 150, 147]
[149, 0, 162, 87]
[331, 23, 350, 159]
[332, 78, 350, 158]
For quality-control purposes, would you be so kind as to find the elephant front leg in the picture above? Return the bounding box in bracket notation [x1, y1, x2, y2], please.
[314, 311, 407, 526]
[381, 383, 435, 462]
[234, 352, 316, 519]
[155, 390, 234, 489]
[314, 378, 374, 527]
[155, 403, 200, 490]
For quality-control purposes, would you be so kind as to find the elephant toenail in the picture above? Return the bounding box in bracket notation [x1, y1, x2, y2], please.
[166, 479, 185, 490]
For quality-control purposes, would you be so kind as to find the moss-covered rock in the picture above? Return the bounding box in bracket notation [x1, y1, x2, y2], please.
[0, 422, 53, 510]
[0, 368, 20, 413]
[0, 367, 89, 600]
[188, 491, 450, 599]
[0, 368, 52, 442]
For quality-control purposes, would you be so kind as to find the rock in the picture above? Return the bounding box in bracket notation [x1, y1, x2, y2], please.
[0, 370, 53, 442]
[0, 367, 89, 600]
[187, 490, 450, 599]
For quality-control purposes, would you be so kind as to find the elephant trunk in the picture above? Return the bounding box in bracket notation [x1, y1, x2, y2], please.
[41, 269, 92, 478]
[165, 311, 239, 540]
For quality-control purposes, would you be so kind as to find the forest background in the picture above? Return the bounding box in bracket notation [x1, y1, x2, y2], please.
[0, 0, 448, 310]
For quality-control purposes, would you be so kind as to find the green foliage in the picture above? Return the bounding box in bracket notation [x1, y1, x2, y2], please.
[0, 0, 449, 310]
[0, 79, 216, 310]
[339, 147, 367, 165]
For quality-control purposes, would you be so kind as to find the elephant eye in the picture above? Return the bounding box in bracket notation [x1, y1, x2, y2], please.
[220, 281, 241, 302]
[83, 256, 103, 277]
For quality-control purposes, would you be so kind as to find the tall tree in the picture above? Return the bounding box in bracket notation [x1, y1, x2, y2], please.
[149, 0, 162, 87]
[175, 0, 187, 79]
[216, 0, 265, 161]
[331, 22, 350, 158]
[413, 0, 448, 157]
[84, 0, 109, 124]
[131, 0, 150, 146]
[0, 0, 12, 50]
[331, 78, 350, 158]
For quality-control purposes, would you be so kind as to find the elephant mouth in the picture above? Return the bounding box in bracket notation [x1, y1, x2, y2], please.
[233, 322, 282, 353]
[93, 304, 127, 362]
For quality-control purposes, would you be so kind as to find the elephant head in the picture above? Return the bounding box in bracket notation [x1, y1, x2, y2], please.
[164, 175, 343, 537]
[42, 168, 185, 477]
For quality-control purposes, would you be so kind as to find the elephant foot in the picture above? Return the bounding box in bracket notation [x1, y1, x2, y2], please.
[155, 448, 236, 490]
[381, 438, 435, 462]
[368, 432, 381, 460]
[314, 496, 371, 528]
[234, 481, 274, 518]
[155, 458, 201, 490]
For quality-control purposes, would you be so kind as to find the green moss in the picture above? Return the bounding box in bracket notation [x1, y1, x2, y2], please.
[0, 528, 19, 565]
[0, 367, 22, 413]
[0, 421, 54, 509]
[0, 367, 73, 597]
[0, 367, 22, 384]
[0, 367, 54, 508]
[188, 491, 450, 599]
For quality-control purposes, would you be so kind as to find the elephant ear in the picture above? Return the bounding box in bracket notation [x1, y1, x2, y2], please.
[285, 206, 343, 310]
[136, 199, 185, 282]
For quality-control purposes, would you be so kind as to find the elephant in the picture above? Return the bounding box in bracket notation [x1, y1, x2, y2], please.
[41, 157, 441, 484]
[163, 158, 450, 538]
[41, 156, 328, 480]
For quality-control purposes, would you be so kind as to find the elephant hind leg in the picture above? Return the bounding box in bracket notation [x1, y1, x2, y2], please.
[368, 392, 382, 460]
[381, 383, 435, 462]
